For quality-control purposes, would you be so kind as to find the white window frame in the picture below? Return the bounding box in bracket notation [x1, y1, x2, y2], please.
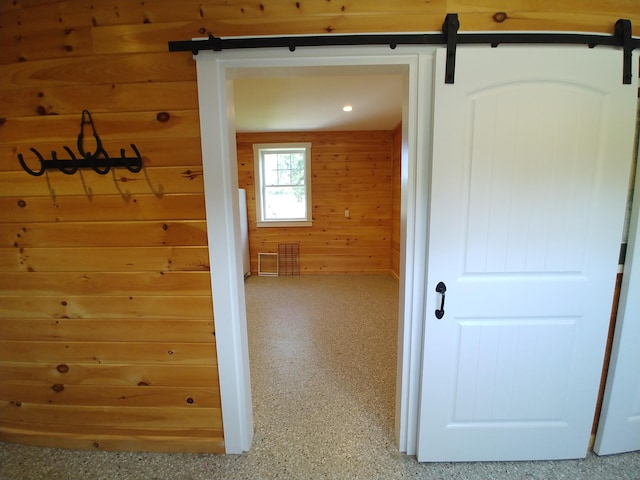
[253, 142, 313, 227]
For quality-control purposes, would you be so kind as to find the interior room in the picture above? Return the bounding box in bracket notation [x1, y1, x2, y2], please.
[1, 1, 639, 479]
[233, 67, 405, 470]
[232, 67, 405, 279]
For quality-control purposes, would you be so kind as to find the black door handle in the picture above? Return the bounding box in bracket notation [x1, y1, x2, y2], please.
[435, 281, 446, 319]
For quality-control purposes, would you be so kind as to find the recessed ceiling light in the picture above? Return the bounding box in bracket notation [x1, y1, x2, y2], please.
[342, 105, 353, 112]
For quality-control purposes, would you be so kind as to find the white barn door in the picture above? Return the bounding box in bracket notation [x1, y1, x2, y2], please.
[417, 46, 637, 462]
[594, 131, 640, 456]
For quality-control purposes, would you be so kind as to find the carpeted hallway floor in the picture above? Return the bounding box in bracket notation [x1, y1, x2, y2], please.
[1, 275, 639, 479]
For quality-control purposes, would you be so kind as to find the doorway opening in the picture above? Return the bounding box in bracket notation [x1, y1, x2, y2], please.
[194, 48, 435, 454]
[233, 65, 405, 452]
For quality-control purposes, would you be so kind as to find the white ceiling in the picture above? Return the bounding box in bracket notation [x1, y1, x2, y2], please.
[232, 66, 405, 132]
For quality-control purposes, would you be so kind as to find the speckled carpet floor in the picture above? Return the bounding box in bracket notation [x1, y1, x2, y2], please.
[1, 275, 639, 479]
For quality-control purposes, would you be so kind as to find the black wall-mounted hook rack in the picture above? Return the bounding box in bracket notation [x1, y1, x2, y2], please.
[18, 110, 143, 177]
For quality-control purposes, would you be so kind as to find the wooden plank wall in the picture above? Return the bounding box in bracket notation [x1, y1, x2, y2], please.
[0, 0, 638, 455]
[391, 124, 402, 279]
[237, 131, 395, 275]
[0, 0, 224, 454]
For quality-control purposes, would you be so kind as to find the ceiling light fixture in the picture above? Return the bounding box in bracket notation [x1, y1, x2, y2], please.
[342, 105, 353, 112]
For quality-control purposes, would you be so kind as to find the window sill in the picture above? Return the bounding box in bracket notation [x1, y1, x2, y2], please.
[256, 220, 313, 228]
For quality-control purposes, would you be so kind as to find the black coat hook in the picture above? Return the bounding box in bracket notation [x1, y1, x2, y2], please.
[18, 110, 143, 177]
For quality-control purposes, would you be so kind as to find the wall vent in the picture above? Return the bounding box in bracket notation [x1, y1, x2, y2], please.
[278, 243, 300, 276]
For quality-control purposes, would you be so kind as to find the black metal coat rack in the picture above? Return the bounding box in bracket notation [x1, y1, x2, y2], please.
[168, 13, 639, 85]
[18, 110, 143, 177]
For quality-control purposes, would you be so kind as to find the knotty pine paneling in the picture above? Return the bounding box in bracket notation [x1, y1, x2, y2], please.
[391, 123, 402, 279]
[0, 363, 219, 387]
[0, 383, 220, 408]
[0, 167, 204, 197]
[0, 271, 213, 296]
[0, 404, 222, 429]
[0, 318, 215, 342]
[0, 25, 217, 450]
[2, 0, 637, 65]
[5, 168, 204, 198]
[0, 296, 213, 320]
[0, 52, 197, 84]
[0, 221, 208, 248]
[0, 82, 198, 118]
[0, 341, 217, 365]
[237, 130, 394, 275]
[1, 110, 201, 144]
[0, 194, 206, 222]
[0, 246, 210, 272]
[0, 422, 225, 453]
[1, 0, 638, 455]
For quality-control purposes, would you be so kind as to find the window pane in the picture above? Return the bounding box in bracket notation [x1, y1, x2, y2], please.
[291, 166, 305, 185]
[291, 154, 305, 169]
[264, 168, 279, 185]
[292, 185, 305, 202]
[263, 186, 306, 220]
[278, 169, 291, 185]
[263, 153, 279, 171]
[277, 154, 291, 171]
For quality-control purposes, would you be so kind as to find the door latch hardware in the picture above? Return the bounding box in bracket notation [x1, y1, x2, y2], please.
[435, 281, 447, 319]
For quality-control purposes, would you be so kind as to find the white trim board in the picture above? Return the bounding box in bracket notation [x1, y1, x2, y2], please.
[193, 46, 436, 454]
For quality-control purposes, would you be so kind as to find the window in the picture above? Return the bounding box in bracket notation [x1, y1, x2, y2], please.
[253, 143, 312, 227]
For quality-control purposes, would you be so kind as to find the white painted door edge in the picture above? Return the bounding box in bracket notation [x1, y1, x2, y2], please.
[594, 79, 640, 455]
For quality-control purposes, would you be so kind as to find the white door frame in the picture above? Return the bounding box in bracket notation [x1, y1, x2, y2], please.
[194, 46, 436, 454]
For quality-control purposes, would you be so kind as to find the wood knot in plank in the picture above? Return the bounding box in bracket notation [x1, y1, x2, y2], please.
[56, 364, 69, 373]
[52, 384, 65, 392]
[156, 111, 170, 122]
[493, 12, 508, 23]
[181, 169, 202, 180]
